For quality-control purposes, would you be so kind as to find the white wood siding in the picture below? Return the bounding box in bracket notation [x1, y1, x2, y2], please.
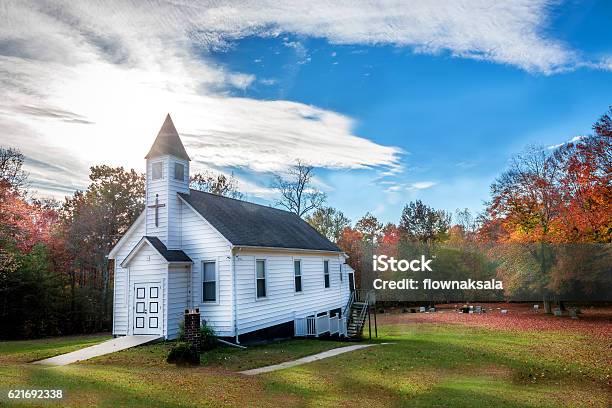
[180, 203, 234, 337]
[167, 157, 189, 249]
[112, 216, 145, 336]
[145, 155, 189, 248]
[145, 158, 169, 243]
[234, 251, 350, 335]
[113, 185, 350, 339]
[167, 264, 189, 339]
[124, 244, 168, 336]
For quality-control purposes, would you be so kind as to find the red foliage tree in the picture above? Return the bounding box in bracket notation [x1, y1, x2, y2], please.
[337, 227, 365, 287]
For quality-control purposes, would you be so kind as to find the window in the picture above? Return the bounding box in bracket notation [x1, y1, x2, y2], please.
[202, 261, 216, 302]
[294, 260, 302, 293]
[256, 259, 266, 298]
[324, 260, 330, 288]
[151, 162, 163, 180]
[174, 163, 184, 181]
[340, 264, 343, 282]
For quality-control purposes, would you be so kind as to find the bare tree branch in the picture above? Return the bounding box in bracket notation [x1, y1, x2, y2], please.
[272, 160, 326, 217]
[190, 171, 244, 199]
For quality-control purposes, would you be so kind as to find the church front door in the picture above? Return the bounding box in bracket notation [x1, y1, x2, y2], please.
[133, 283, 162, 335]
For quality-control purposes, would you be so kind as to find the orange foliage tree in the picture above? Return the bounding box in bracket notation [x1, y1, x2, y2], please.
[479, 108, 612, 309]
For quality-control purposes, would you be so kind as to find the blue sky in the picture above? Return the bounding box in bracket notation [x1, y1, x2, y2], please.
[1, 1, 611, 224]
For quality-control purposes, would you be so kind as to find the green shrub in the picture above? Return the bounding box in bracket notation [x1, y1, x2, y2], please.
[175, 319, 217, 351]
[177, 321, 185, 341]
[200, 322, 217, 351]
[166, 342, 199, 366]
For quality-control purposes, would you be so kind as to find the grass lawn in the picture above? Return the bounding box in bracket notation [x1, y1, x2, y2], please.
[88, 338, 348, 371]
[0, 310, 610, 407]
[0, 334, 111, 365]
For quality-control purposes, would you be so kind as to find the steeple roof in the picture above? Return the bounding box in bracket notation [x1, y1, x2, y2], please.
[145, 114, 190, 161]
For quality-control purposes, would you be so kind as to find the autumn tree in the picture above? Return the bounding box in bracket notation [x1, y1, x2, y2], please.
[0, 147, 28, 192]
[551, 123, 611, 243]
[480, 108, 612, 310]
[305, 206, 350, 243]
[355, 212, 383, 244]
[0, 150, 64, 338]
[378, 223, 400, 258]
[399, 200, 450, 244]
[337, 227, 364, 288]
[486, 146, 561, 242]
[272, 160, 326, 217]
[190, 171, 243, 199]
[592, 106, 611, 137]
[61, 166, 145, 329]
[483, 146, 563, 310]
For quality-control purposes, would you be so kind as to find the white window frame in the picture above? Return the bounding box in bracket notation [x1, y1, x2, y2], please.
[174, 162, 185, 181]
[293, 258, 303, 294]
[323, 259, 330, 289]
[201, 259, 218, 304]
[255, 258, 267, 300]
[151, 161, 163, 180]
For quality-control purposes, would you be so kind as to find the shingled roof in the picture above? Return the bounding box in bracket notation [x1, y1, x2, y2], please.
[145, 114, 190, 161]
[179, 190, 342, 252]
[144, 236, 192, 262]
[121, 236, 192, 267]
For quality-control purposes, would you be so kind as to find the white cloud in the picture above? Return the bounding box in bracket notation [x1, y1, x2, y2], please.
[0, 1, 402, 199]
[259, 78, 277, 86]
[547, 135, 584, 150]
[0, 0, 606, 199]
[167, 0, 586, 74]
[227, 73, 256, 90]
[409, 181, 437, 190]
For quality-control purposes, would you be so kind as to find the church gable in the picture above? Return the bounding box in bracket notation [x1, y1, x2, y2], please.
[121, 236, 192, 267]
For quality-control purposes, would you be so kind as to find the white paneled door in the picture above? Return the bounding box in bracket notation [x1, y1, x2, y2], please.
[133, 283, 162, 335]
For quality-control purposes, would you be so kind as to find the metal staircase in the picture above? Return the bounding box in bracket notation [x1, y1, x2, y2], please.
[343, 290, 375, 339]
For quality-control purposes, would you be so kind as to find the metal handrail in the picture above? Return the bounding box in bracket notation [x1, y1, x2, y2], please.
[347, 290, 375, 338]
[353, 289, 376, 305]
[342, 290, 355, 318]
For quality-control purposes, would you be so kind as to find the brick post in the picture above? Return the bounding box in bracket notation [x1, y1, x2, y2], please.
[184, 308, 201, 352]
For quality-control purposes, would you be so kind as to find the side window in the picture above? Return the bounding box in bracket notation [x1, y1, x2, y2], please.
[294, 260, 302, 292]
[256, 259, 266, 298]
[323, 260, 330, 288]
[174, 162, 184, 181]
[202, 261, 216, 302]
[152, 162, 163, 180]
[340, 264, 343, 282]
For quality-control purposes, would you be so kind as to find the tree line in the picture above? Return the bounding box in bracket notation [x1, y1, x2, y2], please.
[0, 108, 609, 338]
[302, 108, 610, 305]
[0, 156, 242, 339]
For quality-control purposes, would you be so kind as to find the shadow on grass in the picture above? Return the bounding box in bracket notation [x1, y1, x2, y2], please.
[15, 366, 186, 408]
[261, 333, 608, 408]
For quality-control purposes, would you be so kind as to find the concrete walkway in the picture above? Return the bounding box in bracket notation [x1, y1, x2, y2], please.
[239, 343, 388, 376]
[32, 335, 161, 366]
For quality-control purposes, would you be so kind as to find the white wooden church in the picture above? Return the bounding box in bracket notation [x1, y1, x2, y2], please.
[109, 115, 358, 342]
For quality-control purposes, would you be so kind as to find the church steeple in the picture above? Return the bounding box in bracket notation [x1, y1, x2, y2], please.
[145, 114, 190, 161]
[144, 114, 190, 248]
